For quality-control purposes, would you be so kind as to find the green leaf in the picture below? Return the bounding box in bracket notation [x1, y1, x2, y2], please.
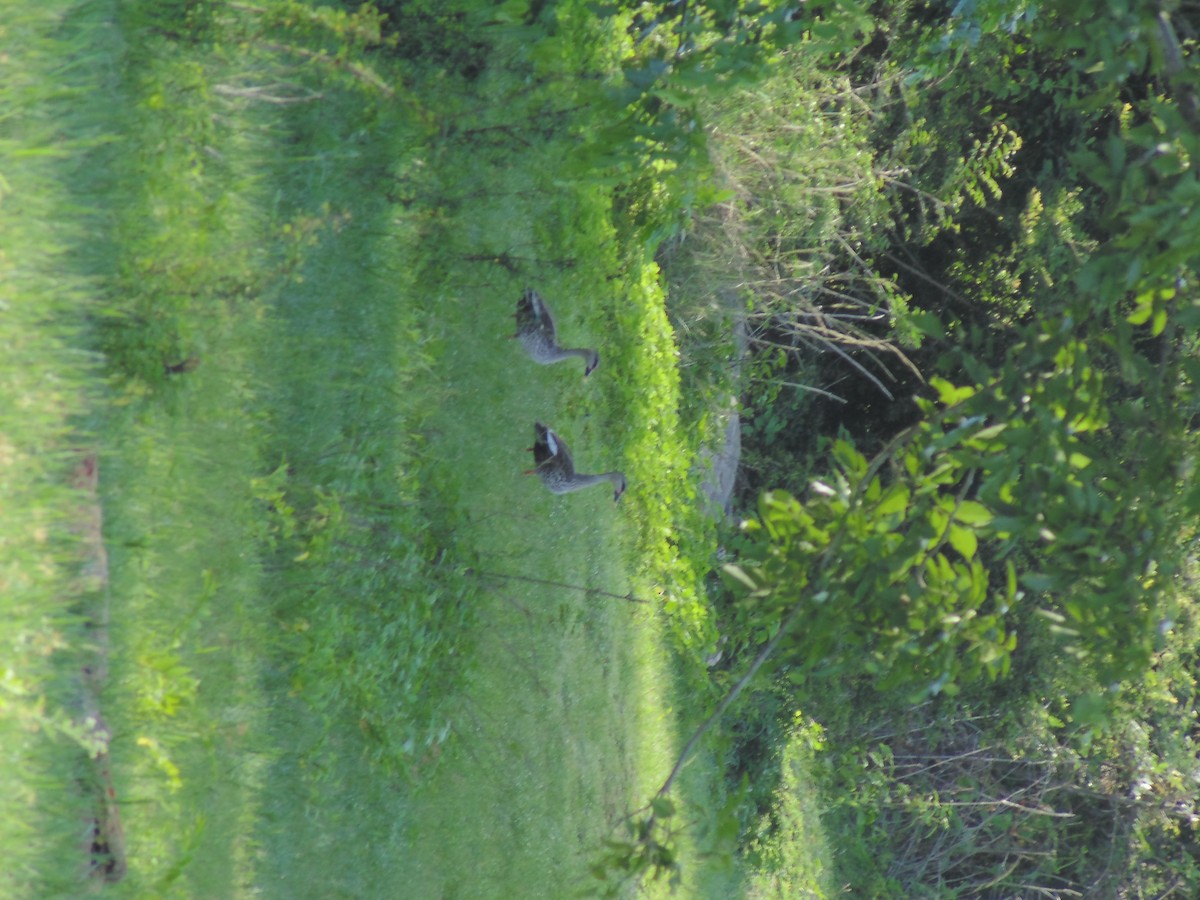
[909, 311, 946, 339]
[969, 423, 1007, 443]
[953, 500, 993, 526]
[489, 0, 532, 24]
[722, 564, 757, 590]
[928, 376, 976, 406]
[875, 485, 910, 517]
[1022, 573, 1056, 592]
[1071, 692, 1110, 728]
[1067, 452, 1092, 470]
[1151, 307, 1168, 336]
[948, 524, 978, 559]
[832, 439, 867, 476]
[1127, 298, 1154, 325]
[650, 796, 676, 819]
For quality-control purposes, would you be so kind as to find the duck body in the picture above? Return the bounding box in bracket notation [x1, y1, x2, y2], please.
[514, 289, 599, 375]
[526, 422, 626, 501]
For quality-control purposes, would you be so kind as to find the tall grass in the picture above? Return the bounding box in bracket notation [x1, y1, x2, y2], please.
[90, 3, 282, 893]
[0, 2, 126, 892]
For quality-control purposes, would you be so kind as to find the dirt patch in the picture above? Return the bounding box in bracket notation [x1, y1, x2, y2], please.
[70, 452, 126, 886]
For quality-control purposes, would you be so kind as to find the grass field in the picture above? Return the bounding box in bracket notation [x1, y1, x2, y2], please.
[2, 0, 791, 897]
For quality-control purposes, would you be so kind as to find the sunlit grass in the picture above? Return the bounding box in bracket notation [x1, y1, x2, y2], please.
[743, 720, 836, 899]
[365, 41, 728, 892]
[5, 1, 745, 897]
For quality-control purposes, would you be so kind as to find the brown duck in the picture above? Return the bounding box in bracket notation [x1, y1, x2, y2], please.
[524, 422, 626, 501]
[513, 288, 599, 376]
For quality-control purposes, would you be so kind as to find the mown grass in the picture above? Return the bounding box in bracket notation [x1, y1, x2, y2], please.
[5, 0, 748, 897]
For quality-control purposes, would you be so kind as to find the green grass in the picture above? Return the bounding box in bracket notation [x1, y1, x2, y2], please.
[3, 0, 753, 897]
[1, 2, 125, 893]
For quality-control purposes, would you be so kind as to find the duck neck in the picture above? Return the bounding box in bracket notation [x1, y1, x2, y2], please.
[563, 471, 624, 497]
[548, 346, 593, 364]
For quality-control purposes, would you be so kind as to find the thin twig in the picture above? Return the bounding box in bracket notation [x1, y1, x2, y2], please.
[470, 569, 651, 605]
[773, 380, 848, 404]
[655, 593, 809, 799]
[753, 332, 896, 399]
[213, 82, 322, 104]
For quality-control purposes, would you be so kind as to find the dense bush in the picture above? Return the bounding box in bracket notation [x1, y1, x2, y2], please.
[630, 0, 1200, 894]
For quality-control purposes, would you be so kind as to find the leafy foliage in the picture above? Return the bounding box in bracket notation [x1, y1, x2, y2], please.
[727, 429, 1014, 701]
[610, 0, 1200, 895]
[693, 1, 1200, 895]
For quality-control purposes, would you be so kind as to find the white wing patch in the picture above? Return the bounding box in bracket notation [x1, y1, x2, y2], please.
[545, 430, 558, 456]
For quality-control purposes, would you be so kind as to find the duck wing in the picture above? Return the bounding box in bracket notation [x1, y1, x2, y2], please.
[532, 422, 574, 473]
[518, 288, 557, 339]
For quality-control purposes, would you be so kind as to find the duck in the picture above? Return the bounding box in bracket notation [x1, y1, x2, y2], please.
[524, 422, 626, 502]
[513, 288, 599, 375]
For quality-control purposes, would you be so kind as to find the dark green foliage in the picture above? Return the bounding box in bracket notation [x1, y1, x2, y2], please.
[716, 674, 795, 830]
[726, 431, 1015, 699]
[800, 605, 1200, 895]
[125, 0, 217, 42]
[358, 0, 493, 78]
[639, 0, 1200, 895]
[710, 0, 1199, 696]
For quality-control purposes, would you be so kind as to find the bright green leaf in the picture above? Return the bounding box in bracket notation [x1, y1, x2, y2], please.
[1127, 299, 1154, 325]
[953, 501, 993, 526]
[875, 485, 910, 517]
[1151, 307, 1168, 336]
[948, 524, 977, 559]
[928, 376, 976, 406]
